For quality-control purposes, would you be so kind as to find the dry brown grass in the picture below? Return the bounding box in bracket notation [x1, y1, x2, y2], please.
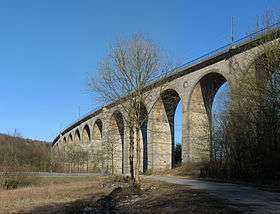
[0, 176, 109, 214]
[0, 176, 239, 214]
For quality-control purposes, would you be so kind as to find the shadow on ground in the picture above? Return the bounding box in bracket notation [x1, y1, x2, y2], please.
[18, 182, 240, 214]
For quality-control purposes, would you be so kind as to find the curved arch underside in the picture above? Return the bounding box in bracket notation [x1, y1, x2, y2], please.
[74, 130, 81, 144]
[92, 119, 102, 145]
[188, 72, 227, 162]
[82, 125, 90, 144]
[68, 133, 73, 144]
[148, 89, 181, 170]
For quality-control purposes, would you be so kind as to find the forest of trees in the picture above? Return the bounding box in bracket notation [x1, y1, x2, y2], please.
[0, 132, 99, 188]
[0, 133, 53, 172]
[0, 133, 102, 174]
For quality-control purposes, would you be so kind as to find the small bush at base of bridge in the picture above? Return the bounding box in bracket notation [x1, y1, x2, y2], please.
[0, 173, 40, 189]
[0, 173, 25, 189]
[0, 165, 40, 189]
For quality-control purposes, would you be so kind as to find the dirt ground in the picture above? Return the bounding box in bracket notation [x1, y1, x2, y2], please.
[0, 176, 239, 214]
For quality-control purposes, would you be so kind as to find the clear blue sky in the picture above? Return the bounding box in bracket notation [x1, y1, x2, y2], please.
[0, 0, 279, 142]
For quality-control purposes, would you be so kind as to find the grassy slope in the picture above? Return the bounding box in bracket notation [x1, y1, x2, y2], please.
[0, 176, 239, 214]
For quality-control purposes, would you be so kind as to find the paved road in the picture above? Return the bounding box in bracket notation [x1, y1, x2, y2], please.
[146, 176, 280, 214]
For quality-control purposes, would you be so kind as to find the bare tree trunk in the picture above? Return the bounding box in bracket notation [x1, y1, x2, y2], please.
[135, 126, 141, 184]
[129, 127, 135, 181]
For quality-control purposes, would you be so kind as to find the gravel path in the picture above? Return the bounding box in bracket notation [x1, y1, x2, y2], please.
[146, 176, 280, 214]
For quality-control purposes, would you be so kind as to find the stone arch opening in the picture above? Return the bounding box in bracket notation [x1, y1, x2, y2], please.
[174, 99, 183, 166]
[161, 89, 182, 168]
[149, 89, 181, 170]
[188, 72, 227, 163]
[63, 137, 67, 144]
[109, 111, 124, 174]
[212, 82, 230, 161]
[74, 129, 81, 144]
[82, 124, 90, 144]
[92, 119, 102, 145]
[68, 133, 73, 144]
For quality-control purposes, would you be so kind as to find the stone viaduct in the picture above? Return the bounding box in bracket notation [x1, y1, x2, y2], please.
[52, 30, 280, 174]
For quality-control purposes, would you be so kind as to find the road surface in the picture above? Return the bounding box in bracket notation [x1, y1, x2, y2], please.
[146, 176, 280, 214]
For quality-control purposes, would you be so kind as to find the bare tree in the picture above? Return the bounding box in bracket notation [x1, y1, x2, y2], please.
[89, 34, 171, 185]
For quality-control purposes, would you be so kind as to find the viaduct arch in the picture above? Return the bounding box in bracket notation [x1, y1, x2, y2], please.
[52, 31, 280, 174]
